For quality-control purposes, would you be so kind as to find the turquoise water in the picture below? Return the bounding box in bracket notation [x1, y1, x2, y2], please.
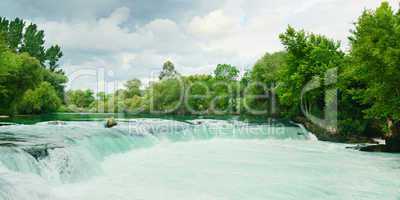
[0, 117, 399, 200]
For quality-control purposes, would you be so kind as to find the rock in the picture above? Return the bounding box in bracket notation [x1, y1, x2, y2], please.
[47, 121, 66, 125]
[346, 144, 367, 150]
[105, 118, 117, 128]
[358, 137, 400, 153]
[359, 144, 387, 152]
[385, 137, 400, 153]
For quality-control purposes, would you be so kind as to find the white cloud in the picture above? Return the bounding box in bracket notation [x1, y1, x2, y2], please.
[187, 9, 240, 39]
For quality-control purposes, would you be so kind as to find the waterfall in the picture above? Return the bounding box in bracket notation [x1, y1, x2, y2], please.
[0, 118, 318, 200]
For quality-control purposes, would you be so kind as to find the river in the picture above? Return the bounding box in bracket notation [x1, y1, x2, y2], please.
[0, 114, 399, 200]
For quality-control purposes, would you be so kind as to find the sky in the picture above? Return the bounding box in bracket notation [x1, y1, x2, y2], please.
[0, 0, 398, 91]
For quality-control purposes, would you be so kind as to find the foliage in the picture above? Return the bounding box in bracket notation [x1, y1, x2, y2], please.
[124, 78, 141, 98]
[66, 89, 95, 108]
[0, 35, 44, 114]
[159, 61, 179, 80]
[18, 82, 61, 114]
[348, 2, 400, 138]
[45, 45, 63, 72]
[214, 64, 239, 81]
[277, 26, 344, 117]
[0, 17, 66, 115]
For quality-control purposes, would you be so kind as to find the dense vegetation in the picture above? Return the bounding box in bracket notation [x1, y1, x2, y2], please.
[0, 17, 66, 115]
[1, 3, 399, 149]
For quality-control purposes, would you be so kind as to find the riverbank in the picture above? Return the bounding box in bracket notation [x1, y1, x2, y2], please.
[293, 116, 400, 153]
[293, 117, 376, 144]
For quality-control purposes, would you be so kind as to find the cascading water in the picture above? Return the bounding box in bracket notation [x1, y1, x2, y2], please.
[0, 118, 399, 200]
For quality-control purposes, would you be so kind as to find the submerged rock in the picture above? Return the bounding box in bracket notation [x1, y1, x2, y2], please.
[24, 145, 63, 160]
[359, 144, 387, 152]
[105, 118, 117, 128]
[359, 137, 400, 153]
[47, 121, 66, 125]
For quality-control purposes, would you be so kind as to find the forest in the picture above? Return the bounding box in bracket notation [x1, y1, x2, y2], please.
[0, 2, 399, 150]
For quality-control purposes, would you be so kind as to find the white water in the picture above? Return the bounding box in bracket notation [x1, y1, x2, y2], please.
[0, 119, 399, 200]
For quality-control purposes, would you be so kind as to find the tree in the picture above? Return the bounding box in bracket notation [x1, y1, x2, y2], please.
[66, 89, 95, 108]
[124, 78, 142, 98]
[45, 45, 63, 72]
[245, 52, 286, 114]
[349, 2, 400, 144]
[20, 23, 46, 63]
[7, 18, 24, 51]
[0, 18, 8, 34]
[0, 17, 64, 70]
[43, 69, 68, 100]
[145, 78, 185, 114]
[18, 82, 61, 114]
[277, 26, 344, 118]
[0, 37, 43, 114]
[252, 52, 286, 87]
[211, 64, 240, 113]
[214, 64, 239, 81]
[159, 60, 179, 80]
[185, 75, 213, 114]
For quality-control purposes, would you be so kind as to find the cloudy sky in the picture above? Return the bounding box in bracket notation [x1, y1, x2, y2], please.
[0, 0, 398, 91]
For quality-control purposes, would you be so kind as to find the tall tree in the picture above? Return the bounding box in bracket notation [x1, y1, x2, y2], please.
[0, 43, 44, 114]
[159, 60, 179, 80]
[20, 23, 46, 63]
[7, 18, 24, 51]
[45, 45, 63, 71]
[349, 2, 400, 145]
[277, 26, 344, 118]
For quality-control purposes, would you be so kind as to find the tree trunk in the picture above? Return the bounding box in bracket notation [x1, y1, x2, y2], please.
[387, 118, 400, 138]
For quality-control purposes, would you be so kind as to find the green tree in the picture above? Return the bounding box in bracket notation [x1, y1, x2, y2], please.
[20, 23, 46, 63]
[214, 64, 239, 81]
[245, 52, 286, 115]
[159, 60, 179, 80]
[277, 26, 344, 118]
[43, 69, 68, 100]
[252, 52, 286, 87]
[145, 78, 185, 114]
[0, 37, 43, 114]
[7, 18, 24, 51]
[349, 2, 400, 145]
[45, 45, 63, 72]
[66, 89, 95, 108]
[185, 75, 213, 114]
[124, 78, 142, 98]
[18, 82, 61, 114]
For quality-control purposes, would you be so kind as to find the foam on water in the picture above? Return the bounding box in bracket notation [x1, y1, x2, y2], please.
[0, 119, 399, 200]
